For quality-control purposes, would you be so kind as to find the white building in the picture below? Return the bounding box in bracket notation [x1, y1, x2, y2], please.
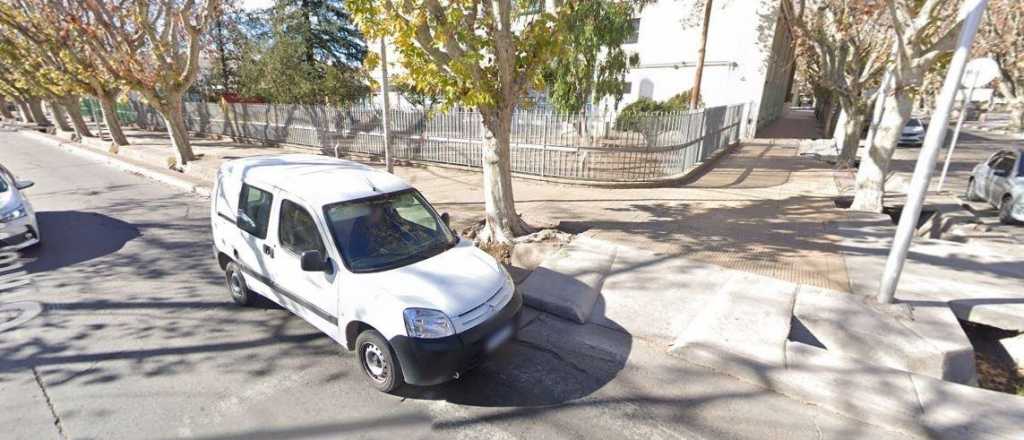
[607, 0, 794, 128]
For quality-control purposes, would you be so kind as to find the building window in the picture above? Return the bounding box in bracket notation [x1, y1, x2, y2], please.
[622, 82, 632, 94]
[624, 18, 640, 44]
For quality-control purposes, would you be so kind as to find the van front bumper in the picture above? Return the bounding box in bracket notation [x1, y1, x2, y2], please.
[389, 290, 523, 386]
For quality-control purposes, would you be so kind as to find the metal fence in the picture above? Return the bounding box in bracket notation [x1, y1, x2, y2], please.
[179, 101, 749, 183]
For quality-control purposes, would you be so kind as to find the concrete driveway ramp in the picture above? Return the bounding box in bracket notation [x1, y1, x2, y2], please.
[795, 286, 977, 385]
[519, 237, 617, 324]
[837, 214, 1024, 332]
[671, 271, 798, 366]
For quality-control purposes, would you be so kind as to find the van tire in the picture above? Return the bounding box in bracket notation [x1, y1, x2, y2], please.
[355, 330, 404, 393]
[225, 262, 255, 306]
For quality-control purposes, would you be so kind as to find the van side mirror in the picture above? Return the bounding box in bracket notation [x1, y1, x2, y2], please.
[440, 212, 450, 227]
[15, 180, 33, 190]
[300, 250, 330, 272]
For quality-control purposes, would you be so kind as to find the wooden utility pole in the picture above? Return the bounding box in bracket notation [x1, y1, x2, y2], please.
[690, 0, 713, 109]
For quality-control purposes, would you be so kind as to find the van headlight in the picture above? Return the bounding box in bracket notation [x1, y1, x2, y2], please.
[403, 308, 455, 339]
[0, 204, 26, 222]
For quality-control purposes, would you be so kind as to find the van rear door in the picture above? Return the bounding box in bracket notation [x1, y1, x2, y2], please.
[233, 183, 277, 296]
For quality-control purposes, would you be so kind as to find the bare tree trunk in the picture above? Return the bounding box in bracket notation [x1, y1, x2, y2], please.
[1010, 98, 1024, 131]
[0, 97, 13, 119]
[15, 100, 33, 123]
[850, 92, 913, 212]
[477, 107, 532, 244]
[691, 0, 713, 109]
[96, 88, 130, 145]
[834, 106, 864, 168]
[158, 95, 197, 167]
[48, 101, 74, 132]
[60, 95, 93, 138]
[27, 98, 50, 126]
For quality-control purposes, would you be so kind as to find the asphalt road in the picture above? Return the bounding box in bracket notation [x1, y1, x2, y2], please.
[0, 131, 906, 440]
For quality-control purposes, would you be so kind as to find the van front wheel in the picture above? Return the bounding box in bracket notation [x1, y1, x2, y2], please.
[356, 330, 404, 393]
[225, 262, 255, 306]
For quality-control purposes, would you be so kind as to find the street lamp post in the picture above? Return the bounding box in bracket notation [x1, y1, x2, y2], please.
[877, 0, 990, 304]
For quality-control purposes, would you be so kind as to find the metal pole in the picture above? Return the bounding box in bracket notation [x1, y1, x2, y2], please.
[877, 0, 989, 304]
[937, 71, 979, 192]
[380, 38, 393, 173]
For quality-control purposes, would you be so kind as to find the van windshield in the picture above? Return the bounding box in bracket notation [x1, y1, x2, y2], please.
[324, 190, 457, 272]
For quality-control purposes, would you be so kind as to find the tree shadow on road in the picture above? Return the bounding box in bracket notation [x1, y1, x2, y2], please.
[23, 211, 141, 273]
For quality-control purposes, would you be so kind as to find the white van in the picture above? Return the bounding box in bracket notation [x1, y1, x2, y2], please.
[211, 155, 521, 392]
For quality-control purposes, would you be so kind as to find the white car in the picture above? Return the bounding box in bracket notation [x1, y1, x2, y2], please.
[899, 118, 926, 146]
[210, 155, 521, 392]
[0, 163, 39, 251]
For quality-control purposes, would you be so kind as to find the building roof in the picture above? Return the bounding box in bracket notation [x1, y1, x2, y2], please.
[221, 155, 411, 207]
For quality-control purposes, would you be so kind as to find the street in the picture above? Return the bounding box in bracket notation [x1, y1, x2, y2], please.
[0, 131, 908, 439]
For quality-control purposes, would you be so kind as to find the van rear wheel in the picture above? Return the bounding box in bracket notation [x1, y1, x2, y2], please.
[356, 329, 404, 393]
[225, 262, 255, 306]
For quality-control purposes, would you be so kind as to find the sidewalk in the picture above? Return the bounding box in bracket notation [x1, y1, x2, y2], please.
[32, 108, 854, 293]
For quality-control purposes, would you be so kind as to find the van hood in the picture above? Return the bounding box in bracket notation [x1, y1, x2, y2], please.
[355, 241, 506, 318]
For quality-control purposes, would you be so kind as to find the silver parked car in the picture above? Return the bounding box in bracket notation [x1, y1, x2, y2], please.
[899, 118, 926, 146]
[965, 148, 1024, 224]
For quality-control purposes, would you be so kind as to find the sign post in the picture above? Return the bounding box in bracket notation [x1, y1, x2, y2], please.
[937, 58, 999, 192]
[877, 0, 990, 304]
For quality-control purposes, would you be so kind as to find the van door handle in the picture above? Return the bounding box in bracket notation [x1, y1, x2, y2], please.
[262, 244, 274, 258]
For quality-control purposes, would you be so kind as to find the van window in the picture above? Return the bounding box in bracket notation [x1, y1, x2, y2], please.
[324, 190, 456, 272]
[238, 184, 273, 238]
[279, 200, 325, 255]
[994, 156, 1015, 175]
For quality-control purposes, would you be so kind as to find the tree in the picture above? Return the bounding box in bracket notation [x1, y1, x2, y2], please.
[849, 0, 962, 212]
[205, 0, 246, 96]
[349, 0, 576, 244]
[781, 0, 892, 168]
[237, 0, 370, 104]
[977, 0, 1024, 131]
[690, 0, 713, 109]
[0, 0, 106, 139]
[543, 0, 643, 114]
[58, 0, 221, 166]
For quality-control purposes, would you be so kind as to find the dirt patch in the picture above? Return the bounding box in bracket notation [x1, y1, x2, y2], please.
[960, 320, 1024, 396]
[881, 205, 938, 229]
[460, 219, 577, 269]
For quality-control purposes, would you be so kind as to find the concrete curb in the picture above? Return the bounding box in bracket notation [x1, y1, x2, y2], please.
[968, 124, 1024, 140]
[17, 130, 212, 197]
[794, 285, 977, 385]
[671, 342, 1024, 439]
[519, 236, 617, 324]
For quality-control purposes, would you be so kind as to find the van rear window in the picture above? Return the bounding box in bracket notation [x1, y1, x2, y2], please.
[238, 184, 273, 238]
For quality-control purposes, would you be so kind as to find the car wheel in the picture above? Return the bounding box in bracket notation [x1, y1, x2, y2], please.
[964, 178, 983, 202]
[999, 196, 1017, 225]
[224, 261, 255, 306]
[356, 329, 404, 393]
